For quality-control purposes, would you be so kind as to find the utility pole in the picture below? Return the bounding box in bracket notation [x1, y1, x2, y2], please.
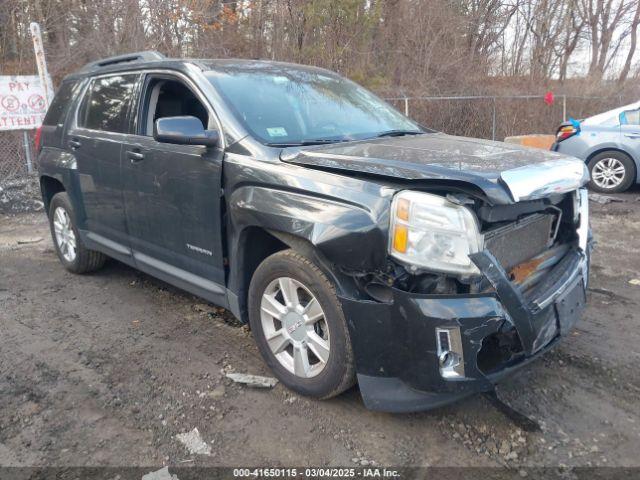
[26, 21, 53, 173]
[30, 22, 54, 107]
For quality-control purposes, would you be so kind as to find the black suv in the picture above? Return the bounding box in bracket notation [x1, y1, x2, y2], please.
[38, 51, 592, 412]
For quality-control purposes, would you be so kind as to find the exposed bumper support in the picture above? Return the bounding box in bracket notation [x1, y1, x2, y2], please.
[469, 248, 586, 355]
[344, 241, 592, 413]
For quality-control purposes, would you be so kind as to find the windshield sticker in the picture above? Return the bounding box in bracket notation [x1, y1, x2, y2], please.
[272, 76, 290, 84]
[267, 127, 288, 137]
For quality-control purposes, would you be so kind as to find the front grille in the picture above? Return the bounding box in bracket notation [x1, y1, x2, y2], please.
[476, 190, 580, 295]
[483, 213, 556, 271]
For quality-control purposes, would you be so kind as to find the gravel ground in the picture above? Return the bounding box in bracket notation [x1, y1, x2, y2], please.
[0, 175, 43, 215]
[0, 190, 639, 469]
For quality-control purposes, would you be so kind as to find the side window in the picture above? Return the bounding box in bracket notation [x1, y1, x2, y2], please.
[140, 77, 209, 136]
[43, 80, 79, 126]
[78, 74, 137, 133]
[620, 109, 640, 126]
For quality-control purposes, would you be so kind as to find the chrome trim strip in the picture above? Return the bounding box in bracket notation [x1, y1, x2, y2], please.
[133, 251, 225, 294]
[577, 188, 589, 252]
[577, 188, 590, 287]
[86, 232, 131, 256]
[436, 327, 465, 378]
[500, 159, 589, 202]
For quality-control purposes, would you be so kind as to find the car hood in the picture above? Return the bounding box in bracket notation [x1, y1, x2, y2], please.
[280, 133, 589, 204]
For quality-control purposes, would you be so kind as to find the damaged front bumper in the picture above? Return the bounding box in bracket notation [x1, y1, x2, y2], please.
[340, 243, 592, 413]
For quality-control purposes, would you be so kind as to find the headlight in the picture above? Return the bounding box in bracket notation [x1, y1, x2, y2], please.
[389, 191, 483, 275]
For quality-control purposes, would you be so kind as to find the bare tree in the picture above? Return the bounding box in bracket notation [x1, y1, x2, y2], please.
[581, 0, 635, 79]
[1, 0, 639, 90]
[557, 0, 586, 82]
[619, 0, 640, 82]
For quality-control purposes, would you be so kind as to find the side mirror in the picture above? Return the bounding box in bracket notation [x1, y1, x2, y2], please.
[153, 116, 219, 147]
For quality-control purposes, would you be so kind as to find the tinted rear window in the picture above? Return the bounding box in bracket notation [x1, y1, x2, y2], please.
[78, 74, 137, 133]
[43, 80, 78, 126]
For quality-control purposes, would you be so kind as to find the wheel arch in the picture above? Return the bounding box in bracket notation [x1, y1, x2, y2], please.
[229, 226, 288, 323]
[40, 175, 66, 215]
[228, 226, 363, 325]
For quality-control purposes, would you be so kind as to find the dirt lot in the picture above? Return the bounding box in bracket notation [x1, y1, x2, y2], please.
[1, 190, 639, 470]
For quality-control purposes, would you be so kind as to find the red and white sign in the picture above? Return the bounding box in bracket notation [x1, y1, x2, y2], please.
[0, 75, 50, 131]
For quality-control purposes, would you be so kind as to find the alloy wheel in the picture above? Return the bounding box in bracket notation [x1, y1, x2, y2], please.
[53, 206, 77, 262]
[260, 277, 330, 378]
[592, 157, 625, 189]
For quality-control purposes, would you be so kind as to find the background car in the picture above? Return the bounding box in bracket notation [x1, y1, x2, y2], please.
[552, 101, 640, 193]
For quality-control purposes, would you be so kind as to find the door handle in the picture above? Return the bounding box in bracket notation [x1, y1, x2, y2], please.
[127, 149, 145, 162]
[68, 138, 81, 150]
[624, 133, 640, 139]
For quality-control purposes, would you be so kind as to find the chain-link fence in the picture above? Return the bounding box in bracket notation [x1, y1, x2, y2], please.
[0, 94, 636, 182]
[385, 94, 637, 141]
[0, 130, 35, 180]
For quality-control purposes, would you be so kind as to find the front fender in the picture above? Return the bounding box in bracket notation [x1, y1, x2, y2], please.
[228, 186, 390, 272]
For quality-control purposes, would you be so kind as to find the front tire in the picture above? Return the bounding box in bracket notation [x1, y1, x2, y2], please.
[248, 249, 355, 399]
[588, 151, 635, 193]
[48, 192, 106, 273]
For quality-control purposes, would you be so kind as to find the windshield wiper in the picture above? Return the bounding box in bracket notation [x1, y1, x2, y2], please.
[266, 139, 348, 147]
[375, 130, 424, 138]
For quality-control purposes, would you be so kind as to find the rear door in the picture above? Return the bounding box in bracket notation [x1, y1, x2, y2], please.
[67, 73, 139, 250]
[120, 72, 226, 302]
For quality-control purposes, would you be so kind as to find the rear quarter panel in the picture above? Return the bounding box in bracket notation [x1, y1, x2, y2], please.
[38, 77, 88, 221]
[38, 149, 88, 225]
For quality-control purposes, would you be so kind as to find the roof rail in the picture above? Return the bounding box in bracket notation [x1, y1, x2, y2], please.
[80, 51, 166, 72]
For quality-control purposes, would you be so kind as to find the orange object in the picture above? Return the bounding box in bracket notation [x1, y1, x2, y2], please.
[510, 256, 545, 284]
[392, 224, 408, 253]
[503, 135, 555, 150]
[396, 198, 410, 221]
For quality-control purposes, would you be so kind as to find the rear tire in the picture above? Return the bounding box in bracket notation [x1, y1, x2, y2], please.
[587, 151, 635, 193]
[49, 192, 106, 274]
[248, 249, 356, 399]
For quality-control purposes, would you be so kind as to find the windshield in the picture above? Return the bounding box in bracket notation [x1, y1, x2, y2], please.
[206, 65, 423, 145]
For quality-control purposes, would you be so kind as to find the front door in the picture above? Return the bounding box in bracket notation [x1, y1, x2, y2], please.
[120, 73, 226, 302]
[620, 107, 640, 159]
[68, 73, 139, 248]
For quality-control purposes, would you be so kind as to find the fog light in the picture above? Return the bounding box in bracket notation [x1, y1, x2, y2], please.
[436, 327, 465, 378]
